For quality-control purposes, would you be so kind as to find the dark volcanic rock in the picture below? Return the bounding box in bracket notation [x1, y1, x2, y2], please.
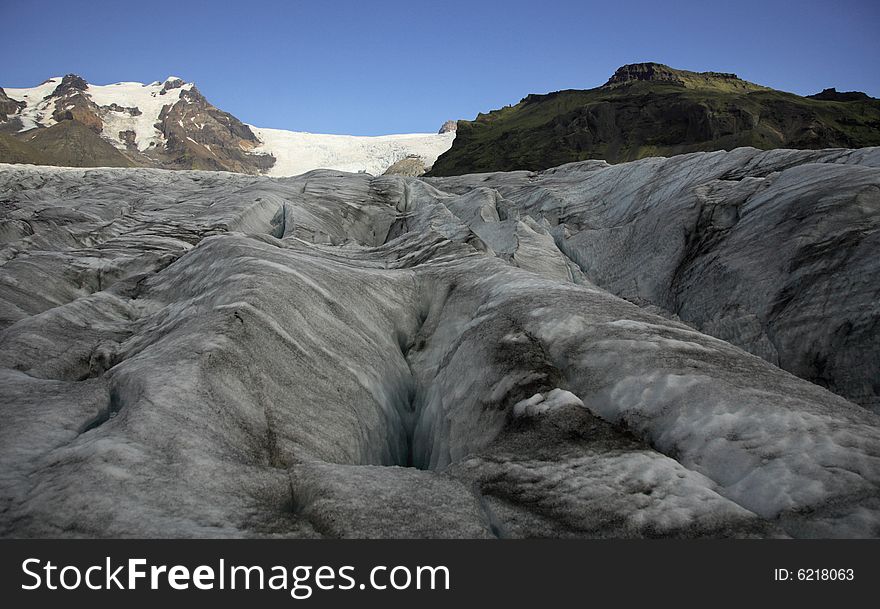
[153, 86, 275, 174]
[807, 88, 874, 102]
[603, 62, 742, 88]
[50, 74, 89, 97]
[604, 62, 689, 86]
[49, 75, 103, 133]
[0, 88, 25, 121]
[160, 78, 185, 95]
[106, 103, 142, 116]
[118, 129, 137, 147]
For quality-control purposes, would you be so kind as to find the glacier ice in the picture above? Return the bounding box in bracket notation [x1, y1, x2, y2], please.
[0, 146, 879, 538]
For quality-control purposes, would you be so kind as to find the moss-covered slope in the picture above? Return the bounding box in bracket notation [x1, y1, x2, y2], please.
[429, 63, 880, 176]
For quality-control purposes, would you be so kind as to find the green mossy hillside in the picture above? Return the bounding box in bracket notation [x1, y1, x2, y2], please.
[429, 63, 880, 176]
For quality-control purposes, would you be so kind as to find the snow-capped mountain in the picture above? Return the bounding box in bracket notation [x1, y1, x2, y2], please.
[0, 75, 455, 176]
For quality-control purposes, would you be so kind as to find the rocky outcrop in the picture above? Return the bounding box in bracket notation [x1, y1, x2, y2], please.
[808, 88, 874, 102]
[1, 146, 878, 539]
[602, 63, 750, 89]
[160, 78, 185, 94]
[118, 129, 137, 148]
[383, 154, 426, 176]
[50, 74, 88, 97]
[605, 62, 684, 85]
[0, 88, 24, 121]
[439, 120, 458, 134]
[105, 103, 142, 116]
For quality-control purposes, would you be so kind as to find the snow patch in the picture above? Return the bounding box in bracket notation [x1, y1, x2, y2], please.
[88, 80, 194, 151]
[4, 78, 62, 131]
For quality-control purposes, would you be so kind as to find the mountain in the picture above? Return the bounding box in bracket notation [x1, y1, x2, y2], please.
[1, 146, 879, 537]
[0, 75, 455, 175]
[428, 62, 880, 175]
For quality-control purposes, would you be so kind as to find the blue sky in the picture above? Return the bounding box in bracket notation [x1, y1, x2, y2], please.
[2, 0, 878, 135]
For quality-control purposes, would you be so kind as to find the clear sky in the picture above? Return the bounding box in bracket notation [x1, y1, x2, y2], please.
[2, 0, 878, 135]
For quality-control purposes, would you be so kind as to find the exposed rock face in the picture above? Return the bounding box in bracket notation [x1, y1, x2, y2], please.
[153, 86, 275, 174]
[50, 74, 89, 97]
[105, 103, 142, 116]
[0, 88, 24, 121]
[605, 62, 682, 85]
[51, 96, 103, 133]
[118, 129, 137, 148]
[1, 147, 879, 539]
[45, 74, 104, 133]
[439, 120, 458, 134]
[160, 78, 185, 94]
[603, 62, 745, 88]
[808, 88, 874, 102]
[383, 155, 426, 176]
[429, 63, 880, 176]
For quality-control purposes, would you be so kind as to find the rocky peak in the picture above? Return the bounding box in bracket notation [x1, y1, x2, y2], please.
[604, 63, 686, 86]
[603, 62, 743, 89]
[807, 88, 873, 102]
[50, 74, 89, 98]
[176, 85, 205, 105]
[439, 120, 458, 134]
[48, 75, 102, 133]
[160, 77, 185, 95]
[154, 83, 272, 174]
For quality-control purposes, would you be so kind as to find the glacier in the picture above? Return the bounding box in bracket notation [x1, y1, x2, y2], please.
[0, 146, 878, 538]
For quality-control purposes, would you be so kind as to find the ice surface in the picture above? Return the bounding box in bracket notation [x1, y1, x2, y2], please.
[249, 126, 456, 176]
[0, 148, 878, 538]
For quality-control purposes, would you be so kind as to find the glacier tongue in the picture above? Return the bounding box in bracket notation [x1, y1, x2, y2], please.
[0, 147, 879, 539]
[247, 126, 456, 177]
